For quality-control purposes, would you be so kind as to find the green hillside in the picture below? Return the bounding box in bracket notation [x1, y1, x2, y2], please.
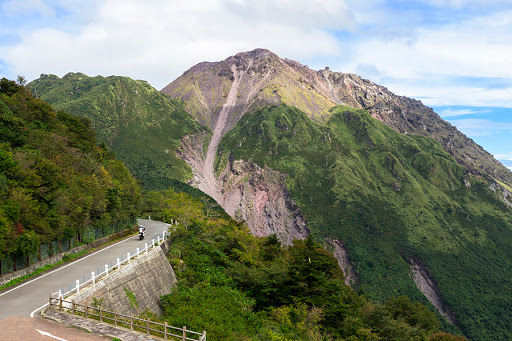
[141, 188, 464, 341]
[0, 78, 140, 258]
[29, 73, 206, 189]
[217, 104, 512, 340]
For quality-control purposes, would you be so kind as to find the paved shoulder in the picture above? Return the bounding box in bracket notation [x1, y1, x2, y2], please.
[0, 316, 108, 341]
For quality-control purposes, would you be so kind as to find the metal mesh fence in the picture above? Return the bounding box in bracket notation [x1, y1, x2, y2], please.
[62, 239, 70, 252]
[0, 219, 136, 276]
[1, 254, 14, 275]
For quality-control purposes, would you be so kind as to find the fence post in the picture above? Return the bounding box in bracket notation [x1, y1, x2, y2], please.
[152, 238, 155, 247]
[58, 289, 62, 298]
[76, 279, 80, 294]
[130, 314, 133, 331]
[38, 245, 41, 262]
[144, 243, 148, 253]
[127, 252, 131, 263]
[48, 295, 52, 310]
[136, 247, 140, 258]
[92, 271, 95, 285]
[59, 240, 62, 253]
[163, 231, 166, 241]
[13, 254, 16, 272]
[105, 264, 109, 276]
[100, 308, 103, 322]
[72, 300, 76, 314]
[117, 258, 120, 269]
[183, 326, 186, 341]
[203, 331, 207, 341]
[115, 312, 118, 326]
[147, 318, 150, 336]
[59, 297, 63, 311]
[164, 322, 168, 340]
[86, 305, 89, 318]
[157, 236, 160, 244]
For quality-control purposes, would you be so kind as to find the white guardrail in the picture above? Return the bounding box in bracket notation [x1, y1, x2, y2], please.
[51, 230, 168, 299]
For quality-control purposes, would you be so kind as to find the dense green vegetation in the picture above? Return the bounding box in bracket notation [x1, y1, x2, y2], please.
[29, 73, 206, 188]
[142, 189, 464, 341]
[217, 104, 512, 340]
[0, 78, 140, 258]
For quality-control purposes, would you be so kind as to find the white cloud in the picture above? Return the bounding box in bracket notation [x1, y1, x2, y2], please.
[447, 118, 512, 136]
[340, 10, 512, 106]
[437, 108, 479, 117]
[3, 0, 353, 89]
[1, 0, 54, 17]
[495, 153, 512, 161]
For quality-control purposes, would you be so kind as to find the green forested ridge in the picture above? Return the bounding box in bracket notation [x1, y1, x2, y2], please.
[0, 78, 141, 258]
[142, 188, 464, 341]
[29, 73, 206, 189]
[217, 104, 512, 340]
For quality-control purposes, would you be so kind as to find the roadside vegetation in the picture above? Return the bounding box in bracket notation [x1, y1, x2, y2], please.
[0, 78, 140, 261]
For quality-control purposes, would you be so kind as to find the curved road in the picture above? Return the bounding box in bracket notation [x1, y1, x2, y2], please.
[0, 219, 169, 320]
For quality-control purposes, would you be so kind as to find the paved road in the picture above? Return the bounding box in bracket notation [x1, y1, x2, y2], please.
[0, 219, 170, 320]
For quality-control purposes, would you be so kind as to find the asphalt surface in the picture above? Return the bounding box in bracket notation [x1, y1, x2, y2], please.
[0, 219, 170, 320]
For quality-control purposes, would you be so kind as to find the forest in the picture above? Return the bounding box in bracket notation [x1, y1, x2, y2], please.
[0, 78, 140, 259]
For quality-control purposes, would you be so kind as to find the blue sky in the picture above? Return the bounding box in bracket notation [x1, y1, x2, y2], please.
[1, 0, 512, 169]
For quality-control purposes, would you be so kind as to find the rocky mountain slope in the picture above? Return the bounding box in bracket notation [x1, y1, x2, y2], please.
[163, 48, 511, 184]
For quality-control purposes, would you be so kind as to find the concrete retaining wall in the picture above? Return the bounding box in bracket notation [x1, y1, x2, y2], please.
[69, 242, 176, 316]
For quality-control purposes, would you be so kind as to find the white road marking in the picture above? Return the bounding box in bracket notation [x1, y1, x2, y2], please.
[36, 329, 68, 341]
[30, 302, 49, 318]
[0, 234, 136, 298]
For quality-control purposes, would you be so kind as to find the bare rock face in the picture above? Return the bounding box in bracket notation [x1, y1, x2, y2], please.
[325, 238, 357, 287]
[409, 258, 457, 325]
[219, 159, 310, 245]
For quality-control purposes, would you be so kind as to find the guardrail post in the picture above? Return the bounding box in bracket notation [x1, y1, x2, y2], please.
[203, 330, 206, 341]
[117, 258, 120, 269]
[76, 280, 80, 294]
[163, 231, 166, 240]
[144, 243, 148, 253]
[92, 271, 95, 285]
[58, 289, 62, 298]
[105, 264, 109, 276]
[157, 236, 160, 244]
[183, 326, 186, 341]
[152, 238, 155, 247]
[136, 247, 140, 258]
[127, 252, 131, 263]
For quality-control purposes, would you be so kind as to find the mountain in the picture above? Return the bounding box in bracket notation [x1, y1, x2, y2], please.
[29, 49, 512, 340]
[29, 73, 205, 189]
[163, 48, 512, 184]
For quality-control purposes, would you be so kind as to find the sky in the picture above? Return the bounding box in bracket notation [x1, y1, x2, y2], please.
[1, 0, 512, 169]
